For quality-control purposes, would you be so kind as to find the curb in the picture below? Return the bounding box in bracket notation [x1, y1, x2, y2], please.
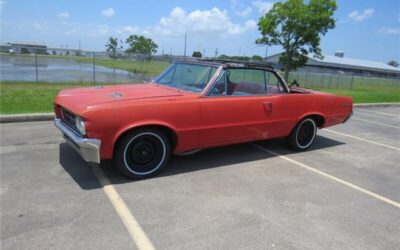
[354, 102, 400, 107]
[0, 113, 54, 123]
[1, 102, 399, 123]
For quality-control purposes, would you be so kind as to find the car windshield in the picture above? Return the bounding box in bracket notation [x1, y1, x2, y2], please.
[154, 62, 218, 93]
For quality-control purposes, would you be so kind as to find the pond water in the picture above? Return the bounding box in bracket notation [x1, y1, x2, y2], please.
[0, 54, 151, 83]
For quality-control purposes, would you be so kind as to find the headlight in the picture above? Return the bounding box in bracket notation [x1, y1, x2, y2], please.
[75, 117, 86, 135]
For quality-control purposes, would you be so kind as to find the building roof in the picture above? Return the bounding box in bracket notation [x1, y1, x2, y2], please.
[9, 41, 47, 47]
[266, 52, 400, 74]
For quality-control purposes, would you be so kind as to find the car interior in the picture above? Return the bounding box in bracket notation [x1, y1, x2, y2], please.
[209, 69, 283, 96]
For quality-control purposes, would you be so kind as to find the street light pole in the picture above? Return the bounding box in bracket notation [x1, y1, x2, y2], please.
[184, 31, 187, 58]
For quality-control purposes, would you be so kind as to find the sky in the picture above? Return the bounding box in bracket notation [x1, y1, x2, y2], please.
[0, 0, 399, 63]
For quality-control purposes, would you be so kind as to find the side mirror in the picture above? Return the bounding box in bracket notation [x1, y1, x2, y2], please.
[289, 80, 300, 88]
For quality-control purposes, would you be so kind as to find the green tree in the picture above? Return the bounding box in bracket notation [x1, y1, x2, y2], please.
[125, 35, 158, 56]
[256, 0, 337, 81]
[192, 51, 202, 58]
[251, 55, 263, 61]
[388, 60, 399, 67]
[105, 37, 123, 59]
[218, 54, 229, 59]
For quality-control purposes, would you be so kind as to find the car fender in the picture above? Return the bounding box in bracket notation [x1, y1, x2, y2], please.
[112, 120, 179, 153]
[295, 111, 326, 129]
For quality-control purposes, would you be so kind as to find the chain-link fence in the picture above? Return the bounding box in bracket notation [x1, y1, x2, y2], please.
[0, 50, 179, 84]
[288, 70, 400, 90]
[1, 49, 399, 90]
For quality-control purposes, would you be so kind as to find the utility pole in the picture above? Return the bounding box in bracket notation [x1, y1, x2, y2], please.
[92, 52, 96, 85]
[214, 48, 218, 58]
[203, 49, 205, 58]
[34, 53, 38, 82]
[170, 47, 172, 55]
[184, 31, 187, 58]
[264, 45, 268, 60]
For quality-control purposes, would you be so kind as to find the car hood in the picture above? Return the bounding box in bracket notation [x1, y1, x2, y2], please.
[54, 83, 184, 114]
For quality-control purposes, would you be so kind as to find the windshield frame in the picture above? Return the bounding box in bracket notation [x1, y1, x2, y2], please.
[153, 61, 289, 96]
[153, 61, 221, 94]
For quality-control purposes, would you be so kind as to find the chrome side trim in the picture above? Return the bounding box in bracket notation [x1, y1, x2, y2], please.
[54, 118, 101, 164]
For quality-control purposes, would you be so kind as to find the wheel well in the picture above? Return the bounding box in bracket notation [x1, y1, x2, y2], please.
[114, 125, 178, 155]
[307, 115, 325, 128]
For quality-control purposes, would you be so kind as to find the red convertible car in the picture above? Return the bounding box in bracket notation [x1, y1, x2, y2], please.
[54, 60, 352, 178]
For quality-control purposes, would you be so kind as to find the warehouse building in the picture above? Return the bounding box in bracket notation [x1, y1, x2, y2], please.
[0, 42, 47, 54]
[265, 51, 400, 78]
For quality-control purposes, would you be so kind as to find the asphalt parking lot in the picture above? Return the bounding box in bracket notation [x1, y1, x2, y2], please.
[1, 106, 399, 250]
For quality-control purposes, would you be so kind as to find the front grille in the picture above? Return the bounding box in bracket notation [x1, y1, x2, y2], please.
[61, 108, 78, 133]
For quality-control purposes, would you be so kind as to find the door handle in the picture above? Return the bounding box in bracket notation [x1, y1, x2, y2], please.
[262, 102, 273, 114]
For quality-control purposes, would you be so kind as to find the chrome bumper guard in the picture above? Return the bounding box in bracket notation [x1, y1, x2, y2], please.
[54, 119, 101, 164]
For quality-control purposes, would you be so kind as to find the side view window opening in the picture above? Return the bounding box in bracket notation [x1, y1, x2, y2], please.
[208, 68, 286, 96]
[228, 68, 267, 96]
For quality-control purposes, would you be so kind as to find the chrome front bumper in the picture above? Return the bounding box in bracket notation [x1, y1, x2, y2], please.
[54, 118, 101, 164]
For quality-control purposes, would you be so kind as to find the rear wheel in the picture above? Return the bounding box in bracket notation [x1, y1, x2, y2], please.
[289, 118, 317, 151]
[114, 129, 171, 179]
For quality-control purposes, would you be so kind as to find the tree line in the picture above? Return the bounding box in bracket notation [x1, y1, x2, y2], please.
[105, 35, 158, 59]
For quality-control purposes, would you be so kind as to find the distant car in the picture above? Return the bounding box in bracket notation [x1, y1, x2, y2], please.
[54, 60, 353, 179]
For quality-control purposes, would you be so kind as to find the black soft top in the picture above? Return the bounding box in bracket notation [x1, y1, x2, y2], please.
[175, 59, 275, 71]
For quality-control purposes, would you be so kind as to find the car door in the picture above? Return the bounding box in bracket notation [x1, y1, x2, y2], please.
[198, 68, 286, 148]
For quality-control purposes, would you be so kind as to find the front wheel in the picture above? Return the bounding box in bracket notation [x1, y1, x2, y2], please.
[289, 118, 317, 151]
[114, 129, 171, 179]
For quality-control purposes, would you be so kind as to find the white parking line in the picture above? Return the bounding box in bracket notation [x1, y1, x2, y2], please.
[324, 129, 400, 151]
[356, 108, 399, 117]
[92, 167, 155, 250]
[351, 117, 400, 129]
[250, 143, 400, 209]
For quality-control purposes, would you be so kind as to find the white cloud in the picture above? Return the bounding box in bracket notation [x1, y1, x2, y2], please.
[65, 29, 77, 36]
[155, 7, 256, 36]
[231, 0, 253, 17]
[76, 24, 110, 37]
[33, 22, 43, 30]
[0, 0, 6, 11]
[58, 12, 70, 19]
[102, 8, 115, 18]
[252, 1, 273, 15]
[378, 28, 400, 35]
[348, 8, 374, 22]
[235, 7, 252, 17]
[118, 25, 140, 34]
[244, 20, 257, 29]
